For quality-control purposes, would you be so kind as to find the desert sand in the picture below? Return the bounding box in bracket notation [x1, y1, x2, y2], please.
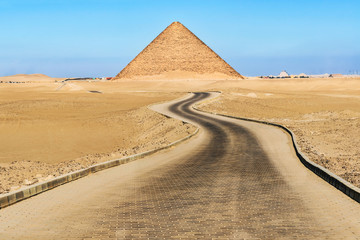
[198, 77, 360, 188]
[1, 76, 359, 193]
[0, 79, 196, 193]
[0, 74, 65, 83]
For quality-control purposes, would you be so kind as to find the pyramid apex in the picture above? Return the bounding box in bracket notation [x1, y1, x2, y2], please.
[170, 21, 183, 26]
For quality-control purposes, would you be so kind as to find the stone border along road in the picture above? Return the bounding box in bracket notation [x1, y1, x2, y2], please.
[193, 91, 360, 203]
[1, 92, 360, 239]
[0, 95, 200, 209]
[1, 91, 358, 210]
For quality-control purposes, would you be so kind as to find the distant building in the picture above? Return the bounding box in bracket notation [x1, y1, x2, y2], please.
[346, 74, 360, 78]
[309, 74, 330, 78]
[279, 70, 290, 78]
[298, 73, 309, 78]
[329, 73, 343, 78]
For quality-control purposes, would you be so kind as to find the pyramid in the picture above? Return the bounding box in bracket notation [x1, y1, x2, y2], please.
[113, 22, 243, 80]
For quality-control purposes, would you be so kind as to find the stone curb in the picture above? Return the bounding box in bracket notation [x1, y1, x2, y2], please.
[193, 99, 360, 203]
[0, 128, 199, 209]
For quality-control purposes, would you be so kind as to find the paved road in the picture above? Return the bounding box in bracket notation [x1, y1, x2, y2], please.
[0, 92, 359, 239]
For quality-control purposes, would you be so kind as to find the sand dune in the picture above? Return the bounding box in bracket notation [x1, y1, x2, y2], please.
[0, 74, 65, 83]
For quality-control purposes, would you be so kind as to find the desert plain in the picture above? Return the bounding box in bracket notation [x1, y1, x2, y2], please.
[0, 74, 359, 194]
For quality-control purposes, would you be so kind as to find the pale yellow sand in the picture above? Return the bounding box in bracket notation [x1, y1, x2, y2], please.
[0, 79, 195, 193]
[1, 76, 359, 192]
[199, 77, 360, 187]
[0, 73, 65, 83]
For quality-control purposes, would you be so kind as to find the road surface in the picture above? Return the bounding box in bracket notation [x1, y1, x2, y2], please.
[0, 92, 359, 239]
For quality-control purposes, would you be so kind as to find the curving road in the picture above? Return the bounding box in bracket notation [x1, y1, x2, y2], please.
[0, 92, 359, 239]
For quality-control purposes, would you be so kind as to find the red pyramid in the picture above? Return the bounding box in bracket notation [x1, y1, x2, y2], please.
[113, 22, 243, 80]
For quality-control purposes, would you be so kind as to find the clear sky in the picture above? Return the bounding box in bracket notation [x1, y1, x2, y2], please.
[1, 0, 359, 77]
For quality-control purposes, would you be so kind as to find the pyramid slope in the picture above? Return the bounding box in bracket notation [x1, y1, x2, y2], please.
[114, 22, 243, 80]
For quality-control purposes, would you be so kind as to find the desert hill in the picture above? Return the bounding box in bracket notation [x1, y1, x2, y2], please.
[113, 22, 243, 80]
[0, 74, 64, 83]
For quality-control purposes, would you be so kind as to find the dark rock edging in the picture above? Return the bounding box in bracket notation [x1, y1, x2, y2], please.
[193, 102, 360, 203]
[0, 128, 199, 209]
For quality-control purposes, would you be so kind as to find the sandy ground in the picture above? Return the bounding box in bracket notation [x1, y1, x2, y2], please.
[0, 78, 196, 193]
[0, 74, 65, 83]
[2, 92, 360, 239]
[1, 75, 359, 192]
[197, 78, 360, 188]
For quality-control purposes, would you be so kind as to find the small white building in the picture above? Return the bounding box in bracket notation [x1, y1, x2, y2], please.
[298, 73, 309, 78]
[279, 70, 290, 78]
[309, 73, 330, 78]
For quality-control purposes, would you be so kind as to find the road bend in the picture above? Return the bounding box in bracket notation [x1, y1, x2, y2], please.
[0, 92, 359, 239]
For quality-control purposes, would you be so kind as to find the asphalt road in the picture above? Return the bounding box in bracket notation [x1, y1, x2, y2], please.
[0, 92, 359, 239]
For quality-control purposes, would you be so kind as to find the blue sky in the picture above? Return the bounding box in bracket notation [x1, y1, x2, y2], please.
[0, 0, 359, 77]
